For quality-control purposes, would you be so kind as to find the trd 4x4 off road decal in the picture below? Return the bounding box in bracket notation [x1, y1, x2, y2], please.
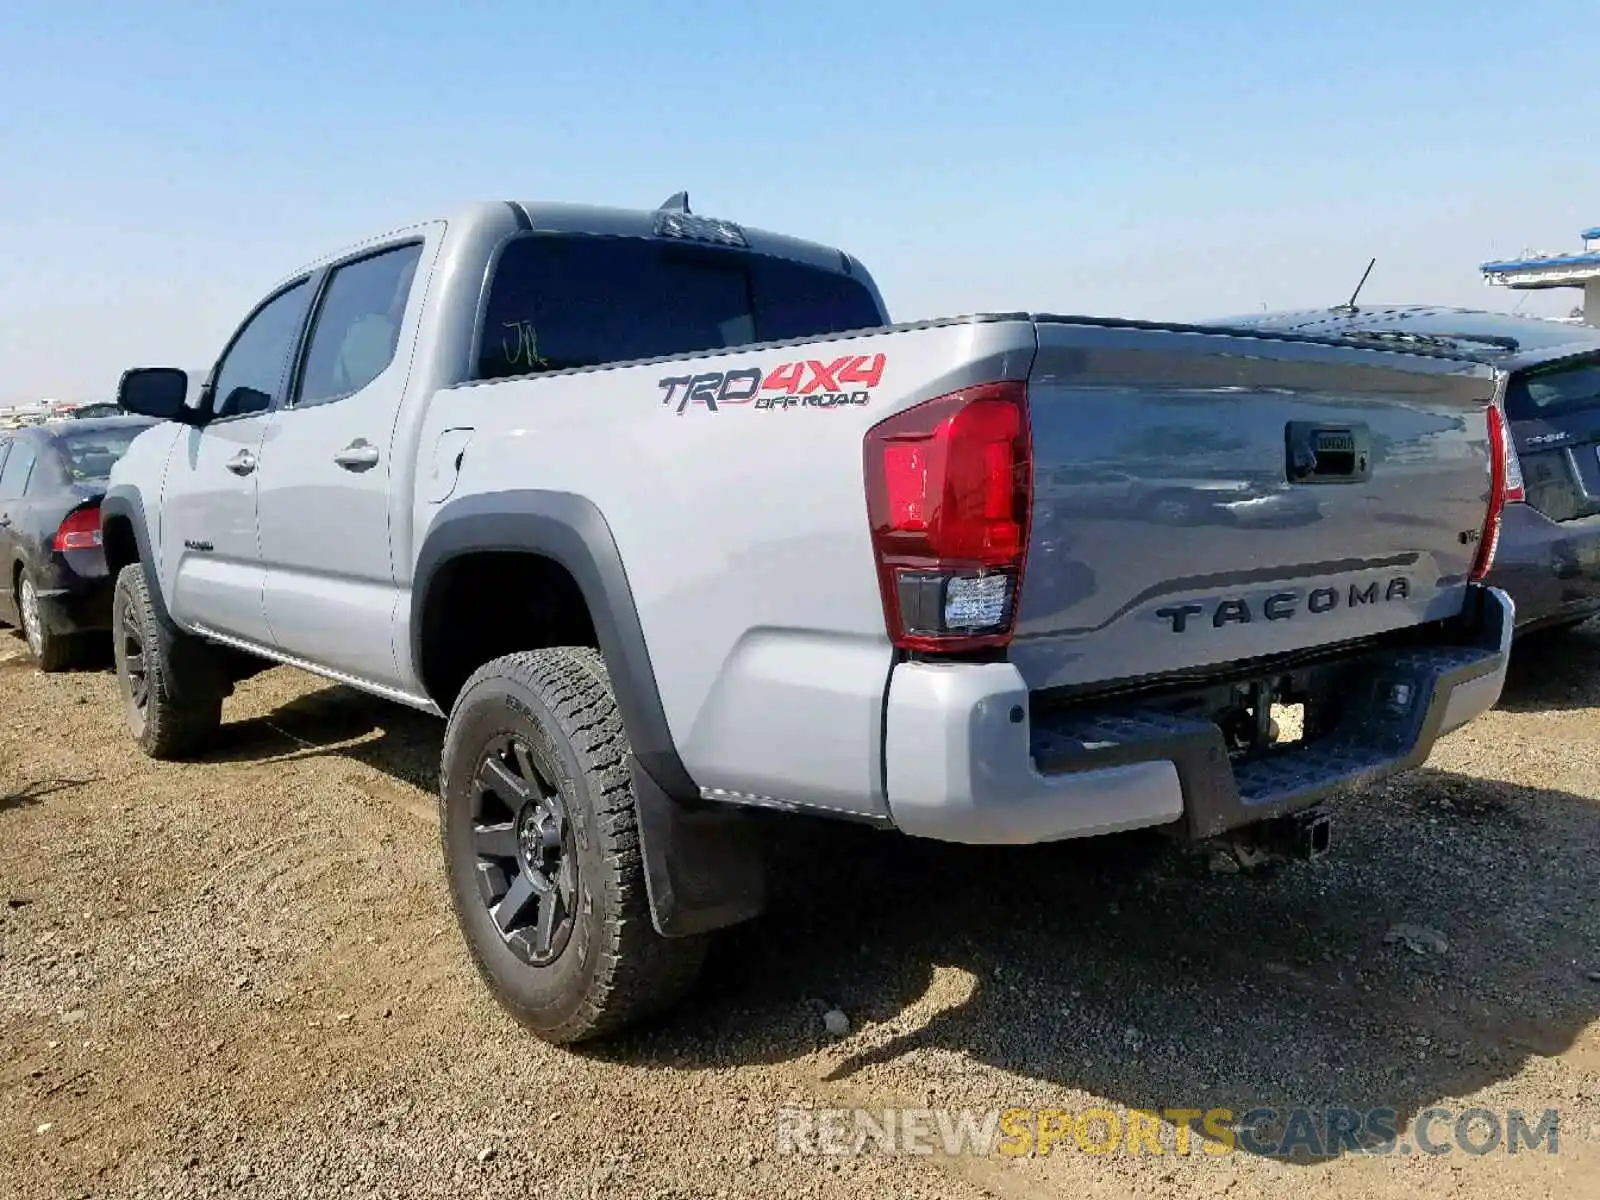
[659, 354, 886, 415]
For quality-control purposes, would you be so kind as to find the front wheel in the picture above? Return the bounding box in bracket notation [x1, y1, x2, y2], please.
[111, 563, 223, 759]
[440, 647, 708, 1044]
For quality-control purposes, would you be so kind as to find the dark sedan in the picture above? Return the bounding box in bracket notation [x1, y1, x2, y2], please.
[0, 416, 156, 669]
[1203, 305, 1600, 638]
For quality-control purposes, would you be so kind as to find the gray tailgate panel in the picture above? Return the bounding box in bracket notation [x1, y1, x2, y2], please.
[1013, 320, 1500, 692]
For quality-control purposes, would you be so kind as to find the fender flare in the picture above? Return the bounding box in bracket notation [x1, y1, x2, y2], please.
[100, 487, 170, 622]
[412, 489, 764, 938]
[99, 486, 233, 701]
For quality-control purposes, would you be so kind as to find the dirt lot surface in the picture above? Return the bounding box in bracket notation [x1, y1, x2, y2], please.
[4, 627, 1600, 1199]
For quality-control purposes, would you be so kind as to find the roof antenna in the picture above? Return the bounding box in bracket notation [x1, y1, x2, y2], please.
[1331, 256, 1376, 315]
[658, 191, 691, 214]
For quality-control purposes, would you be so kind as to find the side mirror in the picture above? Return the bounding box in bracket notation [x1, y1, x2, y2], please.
[116, 367, 195, 422]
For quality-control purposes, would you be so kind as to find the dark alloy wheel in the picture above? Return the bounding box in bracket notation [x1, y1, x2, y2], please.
[118, 584, 151, 716]
[472, 733, 579, 967]
[110, 563, 222, 760]
[440, 647, 709, 1044]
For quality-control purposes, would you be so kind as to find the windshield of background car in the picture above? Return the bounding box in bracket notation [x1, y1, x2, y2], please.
[55, 427, 146, 483]
[1505, 355, 1600, 422]
[473, 234, 884, 380]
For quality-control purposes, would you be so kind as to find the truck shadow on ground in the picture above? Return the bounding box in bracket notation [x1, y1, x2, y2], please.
[621, 767, 1599, 1164]
[207, 684, 442, 791]
[0, 776, 99, 814]
[226, 672, 1600, 1165]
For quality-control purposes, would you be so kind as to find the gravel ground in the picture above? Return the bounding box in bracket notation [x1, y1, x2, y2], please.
[3, 625, 1600, 1199]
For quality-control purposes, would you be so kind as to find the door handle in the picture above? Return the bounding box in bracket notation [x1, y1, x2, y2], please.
[333, 439, 380, 472]
[225, 450, 257, 476]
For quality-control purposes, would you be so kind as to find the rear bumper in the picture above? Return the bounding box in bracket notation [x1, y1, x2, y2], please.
[32, 551, 115, 636]
[882, 585, 1513, 844]
[1488, 502, 1600, 632]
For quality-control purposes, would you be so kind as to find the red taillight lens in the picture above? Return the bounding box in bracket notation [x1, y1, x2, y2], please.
[54, 504, 103, 552]
[1502, 410, 1526, 504]
[1471, 404, 1511, 582]
[864, 381, 1032, 652]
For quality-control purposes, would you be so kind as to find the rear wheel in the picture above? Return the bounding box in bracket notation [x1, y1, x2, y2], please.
[17, 569, 75, 672]
[111, 563, 223, 759]
[440, 647, 708, 1044]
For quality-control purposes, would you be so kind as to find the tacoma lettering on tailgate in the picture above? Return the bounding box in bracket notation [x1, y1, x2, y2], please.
[1156, 577, 1412, 633]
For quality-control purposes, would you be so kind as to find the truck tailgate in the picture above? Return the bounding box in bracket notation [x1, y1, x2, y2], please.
[1013, 319, 1501, 692]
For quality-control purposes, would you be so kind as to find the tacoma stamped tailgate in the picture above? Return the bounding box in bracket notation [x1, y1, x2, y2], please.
[1012, 318, 1501, 691]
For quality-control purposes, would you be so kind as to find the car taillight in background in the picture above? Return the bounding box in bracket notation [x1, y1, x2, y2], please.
[54, 504, 103, 552]
[1470, 403, 1515, 582]
[1501, 404, 1526, 505]
[863, 381, 1032, 652]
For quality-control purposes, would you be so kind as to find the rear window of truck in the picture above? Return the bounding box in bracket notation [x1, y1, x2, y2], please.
[473, 234, 884, 381]
[1505, 355, 1600, 421]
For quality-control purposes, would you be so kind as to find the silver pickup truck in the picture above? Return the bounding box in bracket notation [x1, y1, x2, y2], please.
[104, 195, 1516, 1043]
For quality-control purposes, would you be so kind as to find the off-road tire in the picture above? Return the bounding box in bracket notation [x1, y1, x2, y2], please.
[16, 567, 76, 672]
[440, 647, 709, 1044]
[111, 563, 223, 760]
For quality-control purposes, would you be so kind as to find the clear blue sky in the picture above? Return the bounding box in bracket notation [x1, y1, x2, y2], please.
[2, 0, 1596, 403]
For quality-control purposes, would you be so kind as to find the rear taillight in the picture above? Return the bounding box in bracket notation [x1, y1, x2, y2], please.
[54, 504, 102, 552]
[1502, 409, 1526, 504]
[863, 381, 1032, 652]
[1471, 404, 1513, 581]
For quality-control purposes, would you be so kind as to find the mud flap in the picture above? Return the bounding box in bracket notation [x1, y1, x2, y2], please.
[629, 755, 766, 938]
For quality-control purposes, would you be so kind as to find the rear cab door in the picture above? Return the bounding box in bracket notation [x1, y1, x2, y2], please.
[255, 232, 434, 689]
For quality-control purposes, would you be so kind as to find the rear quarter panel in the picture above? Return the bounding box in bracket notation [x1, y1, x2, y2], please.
[415, 319, 1037, 816]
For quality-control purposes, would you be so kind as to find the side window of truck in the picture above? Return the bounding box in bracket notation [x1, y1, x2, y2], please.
[474, 236, 750, 380]
[209, 280, 314, 420]
[748, 255, 885, 338]
[294, 243, 424, 409]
